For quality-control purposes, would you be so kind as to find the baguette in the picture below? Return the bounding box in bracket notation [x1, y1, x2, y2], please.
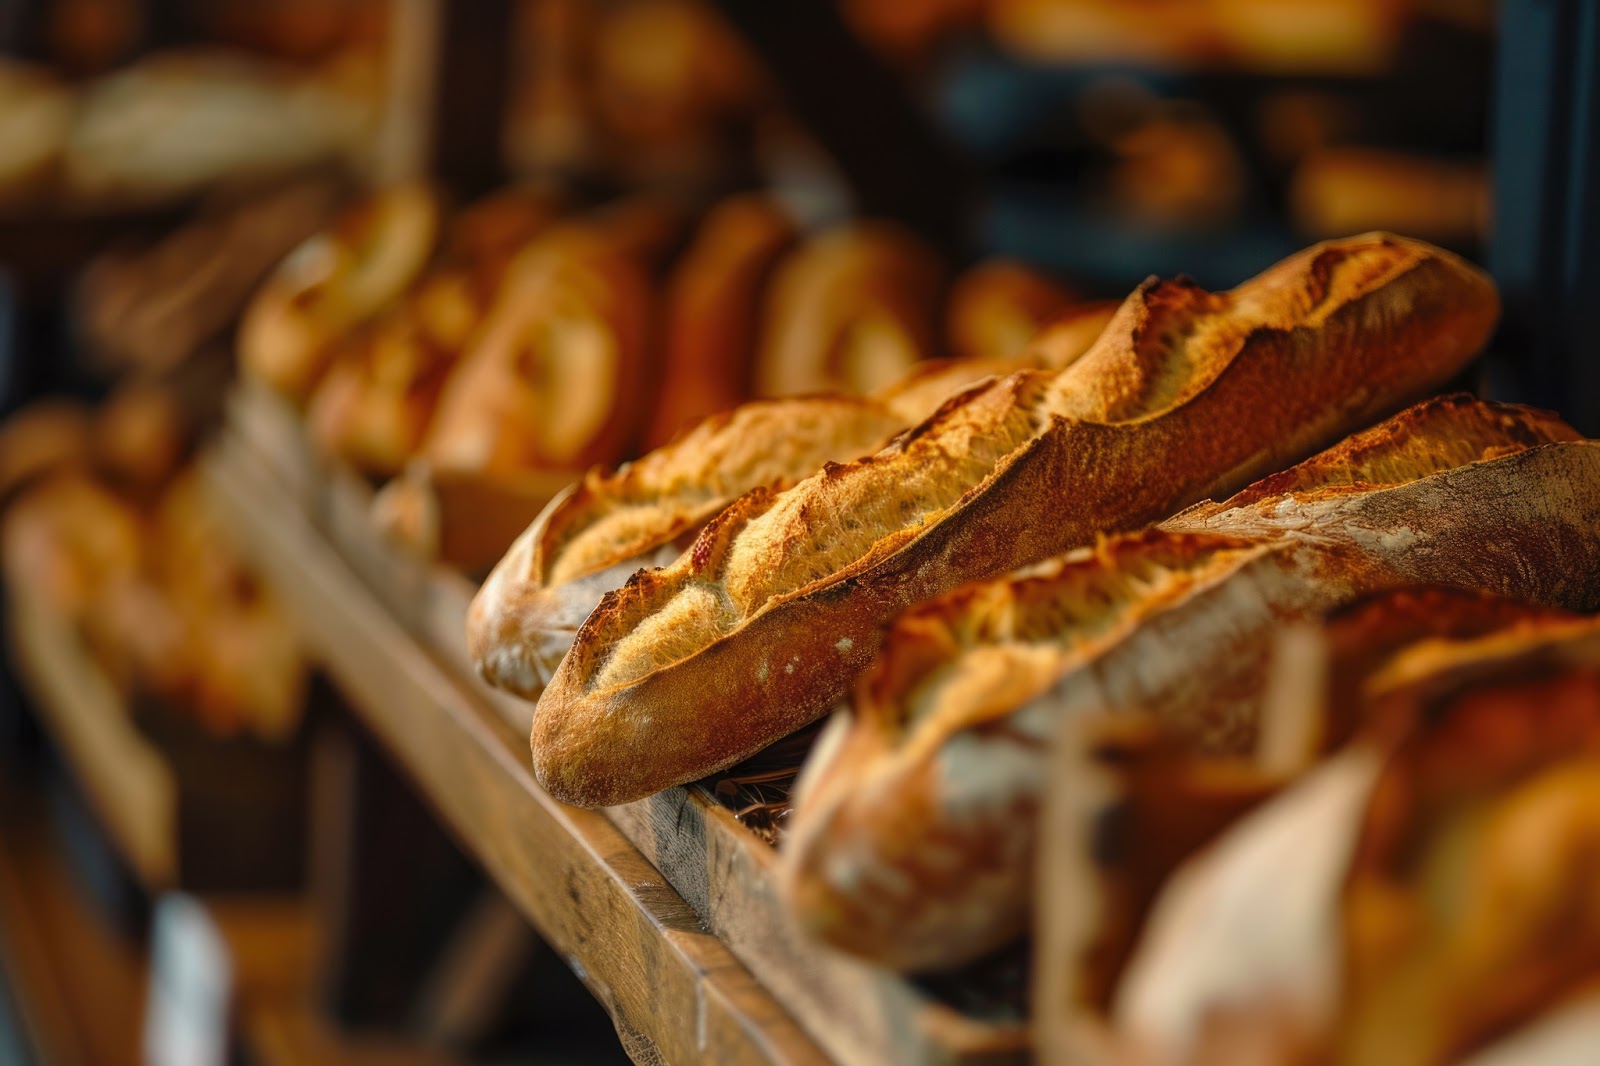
[467, 305, 1119, 700]
[1113, 614, 1600, 1066]
[645, 194, 796, 448]
[779, 396, 1600, 972]
[1036, 586, 1586, 1063]
[533, 233, 1500, 808]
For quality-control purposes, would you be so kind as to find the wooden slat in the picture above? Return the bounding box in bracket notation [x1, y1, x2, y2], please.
[609, 793, 1030, 1066]
[202, 436, 827, 1066]
[6, 574, 177, 890]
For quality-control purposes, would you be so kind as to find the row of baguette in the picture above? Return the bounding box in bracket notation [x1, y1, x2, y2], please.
[447, 223, 1600, 1035]
[236, 197, 1600, 1059]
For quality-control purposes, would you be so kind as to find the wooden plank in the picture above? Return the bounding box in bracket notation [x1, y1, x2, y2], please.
[6, 573, 177, 890]
[609, 792, 1030, 1066]
[202, 437, 827, 1066]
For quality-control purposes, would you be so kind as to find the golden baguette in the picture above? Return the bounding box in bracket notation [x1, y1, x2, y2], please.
[532, 234, 1500, 808]
[779, 396, 1600, 973]
[467, 305, 1118, 701]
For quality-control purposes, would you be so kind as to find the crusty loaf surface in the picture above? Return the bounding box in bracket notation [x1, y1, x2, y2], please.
[469, 304, 1119, 702]
[1113, 614, 1600, 1066]
[533, 234, 1501, 808]
[778, 396, 1600, 972]
[469, 395, 904, 698]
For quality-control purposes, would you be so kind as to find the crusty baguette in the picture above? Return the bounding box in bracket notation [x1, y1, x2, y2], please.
[469, 302, 1118, 701]
[532, 234, 1501, 808]
[779, 396, 1600, 972]
[1113, 614, 1600, 1066]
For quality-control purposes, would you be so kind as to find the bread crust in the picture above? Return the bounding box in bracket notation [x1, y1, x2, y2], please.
[778, 396, 1600, 972]
[533, 234, 1501, 808]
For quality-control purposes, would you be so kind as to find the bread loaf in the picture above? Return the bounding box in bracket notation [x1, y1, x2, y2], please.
[778, 396, 1600, 972]
[420, 222, 652, 478]
[945, 258, 1077, 363]
[753, 222, 945, 398]
[532, 234, 1500, 808]
[646, 194, 796, 448]
[1112, 614, 1600, 1066]
[240, 183, 440, 403]
[469, 303, 1116, 701]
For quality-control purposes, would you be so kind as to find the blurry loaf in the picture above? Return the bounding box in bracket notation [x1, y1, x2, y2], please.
[533, 232, 1501, 808]
[239, 182, 439, 403]
[753, 222, 944, 398]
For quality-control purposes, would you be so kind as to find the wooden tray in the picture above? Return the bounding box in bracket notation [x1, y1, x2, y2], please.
[213, 387, 1033, 1064]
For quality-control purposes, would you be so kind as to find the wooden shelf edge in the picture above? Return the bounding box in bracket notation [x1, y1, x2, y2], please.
[201, 437, 827, 1066]
[6, 576, 178, 891]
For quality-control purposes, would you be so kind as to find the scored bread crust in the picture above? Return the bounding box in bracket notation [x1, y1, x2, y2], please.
[469, 395, 905, 697]
[779, 396, 1600, 973]
[533, 233, 1501, 808]
[468, 303, 1119, 701]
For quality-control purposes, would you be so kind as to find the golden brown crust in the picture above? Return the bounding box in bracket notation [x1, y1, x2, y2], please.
[468, 394, 905, 698]
[534, 234, 1501, 808]
[780, 398, 1599, 973]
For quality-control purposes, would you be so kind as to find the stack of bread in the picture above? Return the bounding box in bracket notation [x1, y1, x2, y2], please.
[0, 386, 307, 740]
[464, 229, 1600, 1056]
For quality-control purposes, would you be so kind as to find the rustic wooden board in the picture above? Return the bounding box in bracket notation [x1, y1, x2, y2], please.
[6, 576, 178, 890]
[203, 436, 827, 1066]
[609, 791, 1031, 1066]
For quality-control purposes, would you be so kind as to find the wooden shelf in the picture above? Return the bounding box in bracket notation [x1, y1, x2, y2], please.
[206, 385, 1029, 1065]
[202, 434, 827, 1066]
